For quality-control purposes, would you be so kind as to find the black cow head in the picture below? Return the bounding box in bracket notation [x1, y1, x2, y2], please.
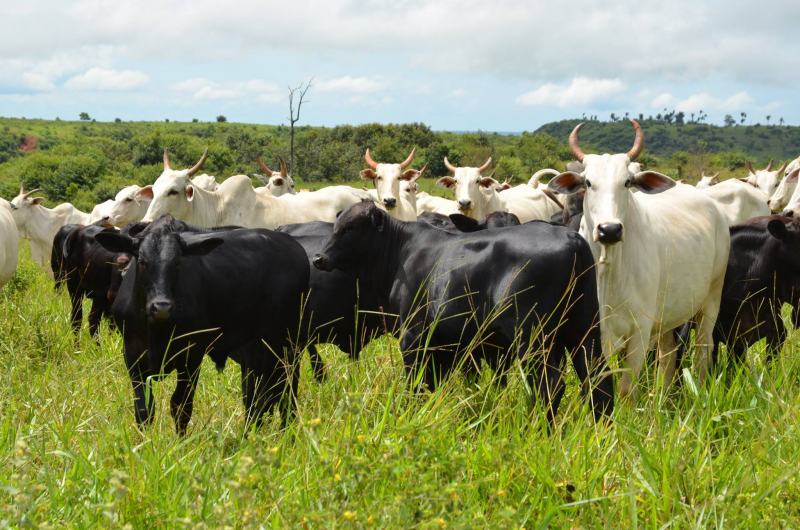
[313, 201, 385, 273]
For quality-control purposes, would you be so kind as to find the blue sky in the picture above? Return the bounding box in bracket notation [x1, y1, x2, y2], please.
[0, 0, 797, 131]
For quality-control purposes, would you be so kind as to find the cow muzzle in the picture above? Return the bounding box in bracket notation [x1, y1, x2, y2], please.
[312, 253, 331, 271]
[457, 199, 472, 212]
[148, 299, 175, 321]
[383, 197, 397, 209]
[782, 209, 794, 218]
[597, 222, 623, 245]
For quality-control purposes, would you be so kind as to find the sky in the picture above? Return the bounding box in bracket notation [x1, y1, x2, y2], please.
[0, 0, 797, 132]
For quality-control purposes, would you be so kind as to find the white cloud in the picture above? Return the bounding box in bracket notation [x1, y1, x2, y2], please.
[65, 67, 149, 91]
[171, 78, 282, 103]
[650, 91, 753, 113]
[448, 88, 467, 99]
[316, 76, 385, 94]
[516, 77, 625, 108]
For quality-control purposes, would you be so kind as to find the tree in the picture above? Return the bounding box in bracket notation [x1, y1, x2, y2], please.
[780, 117, 785, 126]
[740, 112, 747, 125]
[79, 112, 91, 121]
[287, 79, 313, 175]
[216, 115, 227, 123]
[766, 115, 771, 126]
[723, 114, 736, 127]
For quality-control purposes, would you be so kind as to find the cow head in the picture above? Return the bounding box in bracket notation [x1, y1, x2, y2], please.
[95, 215, 223, 322]
[548, 120, 675, 246]
[777, 168, 800, 217]
[141, 148, 209, 222]
[313, 201, 385, 273]
[257, 155, 295, 197]
[360, 148, 421, 213]
[696, 172, 720, 189]
[9, 186, 46, 230]
[106, 185, 151, 227]
[745, 159, 785, 198]
[769, 160, 800, 212]
[436, 157, 498, 219]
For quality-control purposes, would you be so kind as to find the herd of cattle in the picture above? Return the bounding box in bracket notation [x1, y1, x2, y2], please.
[2, 119, 800, 434]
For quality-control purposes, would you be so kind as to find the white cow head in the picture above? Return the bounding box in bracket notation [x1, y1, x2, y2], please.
[769, 158, 800, 212]
[548, 120, 675, 245]
[436, 157, 499, 219]
[8, 186, 45, 231]
[745, 159, 785, 198]
[256, 156, 295, 196]
[106, 185, 151, 227]
[360, 148, 422, 211]
[140, 148, 209, 222]
[777, 168, 800, 217]
[696, 172, 720, 189]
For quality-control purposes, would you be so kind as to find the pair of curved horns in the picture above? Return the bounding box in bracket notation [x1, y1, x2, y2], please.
[163, 148, 209, 176]
[18, 185, 42, 199]
[443, 156, 493, 173]
[257, 155, 289, 177]
[569, 119, 644, 162]
[364, 147, 417, 170]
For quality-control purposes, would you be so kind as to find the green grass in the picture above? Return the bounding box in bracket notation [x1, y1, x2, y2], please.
[3, 248, 800, 528]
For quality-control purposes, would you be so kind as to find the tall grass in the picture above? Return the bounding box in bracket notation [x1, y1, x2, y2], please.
[2, 248, 800, 527]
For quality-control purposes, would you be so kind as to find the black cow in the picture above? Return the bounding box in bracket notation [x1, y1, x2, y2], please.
[95, 215, 310, 434]
[418, 211, 521, 233]
[51, 222, 130, 337]
[312, 202, 613, 422]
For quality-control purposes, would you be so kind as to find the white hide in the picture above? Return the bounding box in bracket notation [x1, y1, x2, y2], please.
[695, 173, 720, 189]
[9, 190, 90, 272]
[701, 179, 770, 225]
[0, 199, 19, 288]
[774, 168, 800, 217]
[499, 184, 563, 223]
[416, 192, 459, 216]
[550, 148, 729, 400]
[89, 200, 114, 223]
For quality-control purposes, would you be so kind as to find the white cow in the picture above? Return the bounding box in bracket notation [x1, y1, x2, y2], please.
[9, 187, 91, 272]
[768, 156, 800, 212]
[256, 156, 295, 196]
[360, 148, 424, 221]
[89, 200, 114, 223]
[528, 168, 559, 188]
[548, 120, 730, 399]
[701, 179, 770, 225]
[695, 172, 719, 189]
[0, 199, 19, 288]
[744, 159, 785, 198]
[369, 177, 420, 213]
[773, 167, 800, 217]
[500, 182, 563, 222]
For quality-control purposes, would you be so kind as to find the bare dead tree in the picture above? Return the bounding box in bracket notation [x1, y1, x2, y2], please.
[288, 79, 313, 174]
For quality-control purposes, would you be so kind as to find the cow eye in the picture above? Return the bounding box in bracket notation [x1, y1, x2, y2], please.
[585, 180, 592, 188]
[624, 178, 633, 188]
[124, 198, 133, 203]
[168, 189, 179, 196]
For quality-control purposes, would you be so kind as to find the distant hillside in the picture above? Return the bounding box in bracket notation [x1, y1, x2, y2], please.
[535, 119, 800, 160]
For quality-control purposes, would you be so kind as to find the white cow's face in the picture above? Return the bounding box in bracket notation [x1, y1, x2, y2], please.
[141, 169, 195, 222]
[400, 177, 418, 211]
[8, 189, 44, 228]
[777, 169, 800, 217]
[747, 169, 781, 198]
[266, 173, 295, 196]
[361, 163, 418, 211]
[107, 185, 150, 226]
[550, 153, 675, 245]
[437, 167, 499, 219]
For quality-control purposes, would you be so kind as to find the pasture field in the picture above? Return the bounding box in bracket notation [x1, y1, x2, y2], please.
[3, 246, 800, 528]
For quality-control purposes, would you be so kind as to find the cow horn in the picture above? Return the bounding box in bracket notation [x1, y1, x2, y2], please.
[186, 148, 209, 177]
[163, 148, 171, 170]
[478, 157, 492, 173]
[626, 119, 644, 160]
[278, 156, 289, 177]
[568, 122, 586, 162]
[256, 155, 274, 175]
[775, 160, 788, 174]
[745, 160, 755, 175]
[21, 188, 42, 199]
[765, 160, 774, 171]
[444, 157, 457, 173]
[19, 184, 24, 196]
[399, 147, 416, 169]
[364, 149, 378, 169]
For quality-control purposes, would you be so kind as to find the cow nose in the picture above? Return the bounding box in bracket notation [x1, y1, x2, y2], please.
[148, 299, 174, 320]
[312, 254, 330, 271]
[383, 197, 397, 209]
[458, 199, 472, 211]
[597, 223, 623, 244]
[783, 210, 794, 218]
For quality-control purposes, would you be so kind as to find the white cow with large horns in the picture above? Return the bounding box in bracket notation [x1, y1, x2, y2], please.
[256, 156, 295, 196]
[744, 159, 785, 198]
[768, 156, 800, 212]
[547, 120, 730, 399]
[360, 148, 424, 221]
[9, 186, 91, 274]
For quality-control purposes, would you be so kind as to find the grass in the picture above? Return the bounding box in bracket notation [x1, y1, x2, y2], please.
[3, 247, 800, 528]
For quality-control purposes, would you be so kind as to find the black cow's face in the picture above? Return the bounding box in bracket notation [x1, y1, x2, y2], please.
[314, 202, 382, 273]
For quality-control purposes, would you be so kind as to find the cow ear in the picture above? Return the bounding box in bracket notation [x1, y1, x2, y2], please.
[180, 234, 224, 256]
[786, 168, 800, 184]
[31, 197, 45, 205]
[136, 186, 154, 201]
[436, 176, 455, 189]
[360, 169, 377, 181]
[448, 214, 481, 232]
[479, 177, 499, 188]
[95, 232, 138, 255]
[401, 169, 420, 182]
[548, 172, 585, 195]
[632, 171, 676, 194]
[369, 205, 385, 232]
[768, 219, 789, 240]
[185, 185, 195, 201]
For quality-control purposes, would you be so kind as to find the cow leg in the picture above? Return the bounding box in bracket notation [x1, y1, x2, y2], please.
[400, 326, 434, 390]
[567, 336, 614, 421]
[307, 344, 326, 383]
[88, 297, 107, 339]
[69, 292, 83, 335]
[618, 329, 649, 401]
[241, 343, 298, 430]
[657, 330, 679, 388]
[525, 350, 566, 425]
[124, 334, 154, 427]
[170, 361, 202, 436]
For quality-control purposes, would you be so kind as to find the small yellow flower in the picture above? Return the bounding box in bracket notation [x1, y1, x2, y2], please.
[357, 434, 366, 443]
[343, 510, 356, 521]
[436, 517, 447, 528]
[308, 417, 322, 427]
[334, 473, 342, 482]
[269, 446, 279, 455]
[367, 515, 375, 525]
[497, 489, 506, 498]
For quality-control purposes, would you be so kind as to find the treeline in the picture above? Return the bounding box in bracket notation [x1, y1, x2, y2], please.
[0, 117, 796, 212]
